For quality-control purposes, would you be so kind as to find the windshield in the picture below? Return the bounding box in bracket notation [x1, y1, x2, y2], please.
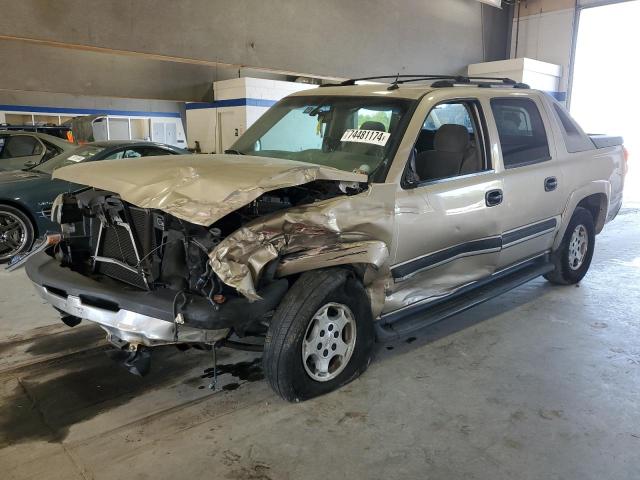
[232, 95, 415, 180]
[31, 145, 106, 174]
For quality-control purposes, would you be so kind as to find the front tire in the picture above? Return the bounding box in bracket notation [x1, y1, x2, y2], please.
[263, 269, 375, 402]
[0, 205, 35, 264]
[544, 207, 595, 285]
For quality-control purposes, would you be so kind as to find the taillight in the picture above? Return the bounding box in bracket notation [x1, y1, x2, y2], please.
[623, 146, 629, 175]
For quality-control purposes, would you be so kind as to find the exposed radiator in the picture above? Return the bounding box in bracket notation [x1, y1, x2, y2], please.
[92, 206, 155, 290]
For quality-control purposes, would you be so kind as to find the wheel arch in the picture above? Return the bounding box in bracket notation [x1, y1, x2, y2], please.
[576, 193, 608, 234]
[275, 241, 390, 318]
[553, 182, 610, 251]
[0, 199, 39, 237]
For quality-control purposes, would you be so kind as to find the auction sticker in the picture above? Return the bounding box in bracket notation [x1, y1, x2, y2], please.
[341, 129, 390, 147]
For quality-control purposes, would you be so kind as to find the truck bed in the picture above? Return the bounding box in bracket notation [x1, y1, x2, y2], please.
[590, 135, 624, 149]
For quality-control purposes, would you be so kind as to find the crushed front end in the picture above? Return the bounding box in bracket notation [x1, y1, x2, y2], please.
[25, 189, 289, 351]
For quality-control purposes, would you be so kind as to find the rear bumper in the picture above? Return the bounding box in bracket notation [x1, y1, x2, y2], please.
[25, 252, 287, 346]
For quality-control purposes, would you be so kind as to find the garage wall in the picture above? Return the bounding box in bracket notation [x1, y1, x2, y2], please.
[0, 0, 511, 103]
[510, 0, 576, 94]
[509, 0, 632, 99]
[0, 90, 184, 117]
[0, 39, 220, 103]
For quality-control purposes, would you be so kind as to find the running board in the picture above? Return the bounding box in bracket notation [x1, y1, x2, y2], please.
[375, 257, 554, 341]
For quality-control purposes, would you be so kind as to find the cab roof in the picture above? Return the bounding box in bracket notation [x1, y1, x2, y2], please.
[287, 76, 535, 100]
[289, 83, 436, 100]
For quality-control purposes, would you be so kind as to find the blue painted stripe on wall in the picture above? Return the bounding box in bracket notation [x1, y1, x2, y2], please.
[0, 104, 181, 118]
[185, 98, 277, 110]
[185, 102, 217, 110]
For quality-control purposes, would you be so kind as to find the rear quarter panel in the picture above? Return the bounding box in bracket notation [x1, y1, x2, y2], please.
[538, 95, 625, 248]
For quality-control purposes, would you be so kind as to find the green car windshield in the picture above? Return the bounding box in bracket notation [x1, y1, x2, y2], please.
[231, 95, 415, 181]
[31, 145, 106, 174]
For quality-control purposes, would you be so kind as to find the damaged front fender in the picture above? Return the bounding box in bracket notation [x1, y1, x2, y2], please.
[208, 183, 396, 317]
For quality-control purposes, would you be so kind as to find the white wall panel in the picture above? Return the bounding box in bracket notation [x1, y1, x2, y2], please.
[511, 9, 575, 92]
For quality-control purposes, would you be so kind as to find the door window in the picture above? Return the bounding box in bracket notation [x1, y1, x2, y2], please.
[490, 98, 551, 168]
[408, 100, 488, 184]
[0, 135, 43, 158]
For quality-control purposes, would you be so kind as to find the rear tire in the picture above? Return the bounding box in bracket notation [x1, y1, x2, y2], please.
[263, 268, 375, 402]
[544, 207, 595, 285]
[0, 205, 35, 264]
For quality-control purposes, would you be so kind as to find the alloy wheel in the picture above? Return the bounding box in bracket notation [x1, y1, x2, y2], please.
[302, 302, 357, 382]
[0, 211, 28, 261]
[568, 224, 588, 271]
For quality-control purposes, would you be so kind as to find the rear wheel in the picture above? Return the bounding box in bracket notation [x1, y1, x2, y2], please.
[544, 207, 595, 285]
[0, 205, 34, 263]
[263, 269, 375, 402]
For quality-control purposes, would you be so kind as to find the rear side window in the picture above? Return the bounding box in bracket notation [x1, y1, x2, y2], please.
[552, 103, 594, 153]
[491, 98, 550, 168]
[0, 135, 43, 159]
[41, 140, 63, 161]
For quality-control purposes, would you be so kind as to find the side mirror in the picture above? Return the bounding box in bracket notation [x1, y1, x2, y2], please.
[403, 177, 419, 189]
[23, 160, 37, 169]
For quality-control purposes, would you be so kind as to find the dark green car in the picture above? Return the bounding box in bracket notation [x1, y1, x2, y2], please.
[0, 140, 188, 262]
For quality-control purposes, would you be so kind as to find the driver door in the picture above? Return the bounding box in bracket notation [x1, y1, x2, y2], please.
[386, 99, 504, 315]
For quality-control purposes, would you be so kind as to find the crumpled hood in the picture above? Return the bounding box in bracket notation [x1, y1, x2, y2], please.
[53, 154, 367, 226]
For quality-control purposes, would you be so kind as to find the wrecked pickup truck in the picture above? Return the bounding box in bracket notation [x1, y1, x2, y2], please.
[23, 76, 626, 401]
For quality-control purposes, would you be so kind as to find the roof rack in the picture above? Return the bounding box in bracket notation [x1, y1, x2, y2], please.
[320, 74, 530, 90]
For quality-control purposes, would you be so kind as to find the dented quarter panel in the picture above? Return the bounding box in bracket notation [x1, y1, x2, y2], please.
[208, 183, 397, 316]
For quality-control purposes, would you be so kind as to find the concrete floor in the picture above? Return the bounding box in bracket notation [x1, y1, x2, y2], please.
[1, 212, 639, 480]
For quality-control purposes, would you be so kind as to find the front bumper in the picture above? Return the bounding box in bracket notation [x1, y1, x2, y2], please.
[25, 252, 287, 346]
[31, 283, 223, 346]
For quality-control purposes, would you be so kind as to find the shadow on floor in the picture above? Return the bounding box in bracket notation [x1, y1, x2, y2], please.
[376, 279, 555, 357]
[0, 346, 208, 446]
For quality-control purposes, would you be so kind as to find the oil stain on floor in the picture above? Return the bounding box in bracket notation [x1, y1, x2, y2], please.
[0, 346, 208, 447]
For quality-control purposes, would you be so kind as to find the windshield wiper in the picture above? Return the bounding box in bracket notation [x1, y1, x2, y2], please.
[224, 149, 245, 155]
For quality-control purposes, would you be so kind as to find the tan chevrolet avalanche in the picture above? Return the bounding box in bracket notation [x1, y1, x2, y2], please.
[21, 75, 627, 401]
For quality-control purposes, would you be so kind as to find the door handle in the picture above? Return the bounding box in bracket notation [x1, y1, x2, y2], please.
[545, 176, 558, 192]
[485, 189, 503, 207]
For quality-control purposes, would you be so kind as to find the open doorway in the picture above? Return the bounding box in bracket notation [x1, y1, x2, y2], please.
[570, 0, 640, 206]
